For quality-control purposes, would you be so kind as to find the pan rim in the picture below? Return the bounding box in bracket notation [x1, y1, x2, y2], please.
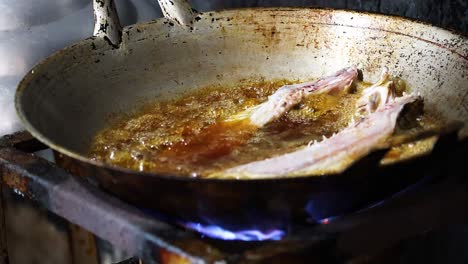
[15, 7, 468, 182]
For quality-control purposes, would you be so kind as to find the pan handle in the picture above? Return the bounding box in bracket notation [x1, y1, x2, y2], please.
[157, 0, 198, 27]
[93, 0, 122, 46]
[93, 0, 197, 46]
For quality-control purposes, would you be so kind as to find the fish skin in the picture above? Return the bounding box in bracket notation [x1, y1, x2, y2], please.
[212, 68, 421, 179]
[215, 95, 419, 179]
[227, 67, 359, 127]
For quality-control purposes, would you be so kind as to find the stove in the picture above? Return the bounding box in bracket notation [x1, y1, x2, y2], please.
[0, 126, 467, 264]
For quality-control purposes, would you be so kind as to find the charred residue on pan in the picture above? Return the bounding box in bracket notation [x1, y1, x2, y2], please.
[95, 0, 105, 8]
[99, 22, 110, 34]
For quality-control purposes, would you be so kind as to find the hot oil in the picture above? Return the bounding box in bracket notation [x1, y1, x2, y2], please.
[208, 91, 363, 174]
[382, 113, 440, 165]
[89, 80, 365, 177]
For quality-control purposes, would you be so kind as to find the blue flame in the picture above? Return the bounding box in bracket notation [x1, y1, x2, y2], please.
[182, 222, 285, 241]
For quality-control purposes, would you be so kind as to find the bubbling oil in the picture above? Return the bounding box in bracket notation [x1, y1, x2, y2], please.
[89, 79, 366, 177]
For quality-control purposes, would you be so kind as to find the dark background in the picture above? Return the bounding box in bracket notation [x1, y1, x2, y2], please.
[189, 0, 468, 34]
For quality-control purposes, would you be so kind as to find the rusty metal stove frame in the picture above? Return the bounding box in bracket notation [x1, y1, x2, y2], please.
[0, 129, 468, 264]
[0, 132, 207, 264]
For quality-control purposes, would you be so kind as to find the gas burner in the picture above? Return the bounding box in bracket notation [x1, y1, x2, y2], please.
[0, 130, 467, 263]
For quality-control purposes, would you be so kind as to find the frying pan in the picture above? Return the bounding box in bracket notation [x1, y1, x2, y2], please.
[15, 0, 468, 232]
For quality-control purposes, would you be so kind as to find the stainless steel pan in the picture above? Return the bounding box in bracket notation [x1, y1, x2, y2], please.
[15, 0, 468, 233]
